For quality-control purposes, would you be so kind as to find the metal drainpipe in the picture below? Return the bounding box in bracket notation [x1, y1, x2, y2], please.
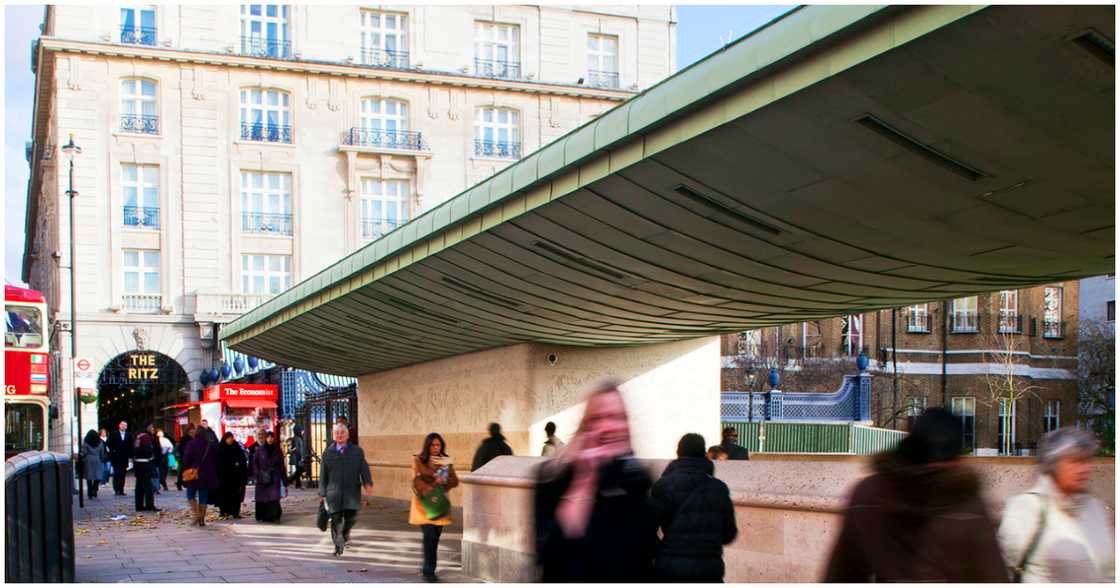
[941, 300, 949, 406]
[892, 307, 898, 428]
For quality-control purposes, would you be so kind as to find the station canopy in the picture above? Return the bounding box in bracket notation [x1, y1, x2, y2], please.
[224, 5, 1115, 376]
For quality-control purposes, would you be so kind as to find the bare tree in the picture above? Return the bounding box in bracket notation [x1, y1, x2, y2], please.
[981, 328, 1045, 455]
[1077, 318, 1114, 453]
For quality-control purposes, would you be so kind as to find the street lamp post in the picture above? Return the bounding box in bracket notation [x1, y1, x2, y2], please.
[62, 133, 83, 509]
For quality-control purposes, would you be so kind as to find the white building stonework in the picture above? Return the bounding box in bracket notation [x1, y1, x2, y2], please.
[21, 4, 676, 453]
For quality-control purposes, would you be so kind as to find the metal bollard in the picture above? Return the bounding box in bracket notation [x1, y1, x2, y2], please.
[5, 451, 76, 582]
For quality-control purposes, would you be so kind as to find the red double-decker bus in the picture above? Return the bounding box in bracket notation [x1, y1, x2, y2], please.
[5, 285, 50, 459]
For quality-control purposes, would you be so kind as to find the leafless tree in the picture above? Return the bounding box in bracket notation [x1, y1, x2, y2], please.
[981, 329, 1045, 455]
[1077, 318, 1114, 453]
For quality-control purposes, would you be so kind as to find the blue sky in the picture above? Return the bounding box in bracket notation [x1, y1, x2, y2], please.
[3, 4, 793, 286]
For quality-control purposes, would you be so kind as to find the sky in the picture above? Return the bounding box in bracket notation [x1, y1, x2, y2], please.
[2, 3, 793, 287]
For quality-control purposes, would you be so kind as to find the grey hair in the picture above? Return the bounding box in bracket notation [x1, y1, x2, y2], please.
[332, 423, 349, 434]
[1037, 427, 1097, 476]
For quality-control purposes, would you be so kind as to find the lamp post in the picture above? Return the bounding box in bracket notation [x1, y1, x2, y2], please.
[62, 133, 83, 509]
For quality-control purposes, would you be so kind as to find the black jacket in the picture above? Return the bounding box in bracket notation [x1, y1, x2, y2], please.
[471, 435, 513, 471]
[319, 443, 373, 512]
[720, 442, 749, 460]
[106, 430, 133, 466]
[534, 455, 658, 582]
[649, 457, 737, 581]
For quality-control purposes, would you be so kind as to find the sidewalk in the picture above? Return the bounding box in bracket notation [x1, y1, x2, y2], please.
[73, 475, 478, 583]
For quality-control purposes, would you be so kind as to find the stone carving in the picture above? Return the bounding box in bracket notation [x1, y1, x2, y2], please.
[327, 79, 342, 112]
[132, 327, 148, 350]
[548, 97, 561, 128]
[447, 89, 460, 120]
[191, 66, 206, 101]
[66, 56, 82, 91]
[305, 78, 318, 109]
[427, 88, 440, 119]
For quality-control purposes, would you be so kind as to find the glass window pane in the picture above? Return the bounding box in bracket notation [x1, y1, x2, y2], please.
[143, 271, 159, 293]
[124, 251, 139, 266]
[144, 252, 159, 267]
[254, 256, 265, 271]
[254, 276, 265, 293]
[269, 277, 281, 293]
[124, 272, 139, 292]
[123, 187, 137, 207]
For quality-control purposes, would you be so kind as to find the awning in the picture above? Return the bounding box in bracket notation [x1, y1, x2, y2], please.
[224, 398, 277, 409]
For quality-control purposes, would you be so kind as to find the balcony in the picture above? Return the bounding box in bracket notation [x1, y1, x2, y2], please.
[123, 206, 160, 229]
[242, 212, 293, 236]
[998, 312, 1023, 334]
[120, 114, 159, 135]
[587, 69, 620, 90]
[343, 127, 428, 152]
[474, 58, 521, 80]
[122, 293, 161, 313]
[240, 36, 291, 59]
[120, 26, 156, 46]
[361, 217, 404, 240]
[240, 122, 292, 144]
[907, 313, 931, 333]
[1043, 319, 1064, 339]
[474, 139, 521, 159]
[951, 311, 979, 333]
[194, 292, 274, 318]
[361, 48, 409, 69]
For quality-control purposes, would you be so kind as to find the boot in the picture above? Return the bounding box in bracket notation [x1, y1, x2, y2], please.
[199, 504, 208, 527]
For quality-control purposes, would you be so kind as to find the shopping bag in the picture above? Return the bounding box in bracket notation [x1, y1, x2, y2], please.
[420, 486, 450, 520]
[167, 453, 177, 471]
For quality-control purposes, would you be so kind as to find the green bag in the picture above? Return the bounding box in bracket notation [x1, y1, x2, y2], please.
[420, 486, 450, 520]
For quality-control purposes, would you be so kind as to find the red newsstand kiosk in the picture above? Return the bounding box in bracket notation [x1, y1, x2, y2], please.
[198, 383, 279, 444]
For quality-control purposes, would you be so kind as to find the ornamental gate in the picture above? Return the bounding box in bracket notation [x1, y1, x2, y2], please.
[294, 384, 357, 485]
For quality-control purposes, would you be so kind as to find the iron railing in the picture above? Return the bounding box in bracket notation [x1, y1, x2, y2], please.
[123, 206, 160, 229]
[240, 36, 291, 59]
[1042, 319, 1064, 339]
[475, 58, 521, 79]
[587, 69, 620, 89]
[242, 212, 293, 235]
[5, 452, 75, 582]
[361, 48, 409, 69]
[998, 312, 1023, 334]
[119, 114, 159, 135]
[719, 421, 906, 455]
[120, 26, 157, 46]
[951, 311, 979, 333]
[122, 294, 162, 313]
[240, 122, 292, 143]
[474, 139, 521, 159]
[343, 127, 427, 151]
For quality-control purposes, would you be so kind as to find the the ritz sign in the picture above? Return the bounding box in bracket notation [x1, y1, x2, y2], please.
[127, 353, 160, 381]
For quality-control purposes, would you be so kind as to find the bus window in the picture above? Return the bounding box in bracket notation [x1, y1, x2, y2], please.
[5, 304, 44, 349]
[5, 403, 45, 454]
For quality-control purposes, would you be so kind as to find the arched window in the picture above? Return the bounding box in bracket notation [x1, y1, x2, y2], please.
[239, 88, 291, 143]
[120, 78, 159, 134]
[474, 107, 520, 159]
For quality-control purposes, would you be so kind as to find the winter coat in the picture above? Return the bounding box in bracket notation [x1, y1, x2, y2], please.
[132, 432, 157, 477]
[998, 475, 1114, 582]
[216, 440, 249, 493]
[409, 455, 458, 525]
[720, 441, 749, 460]
[823, 451, 1008, 582]
[181, 434, 219, 490]
[252, 444, 286, 503]
[79, 440, 109, 482]
[106, 430, 133, 466]
[534, 454, 658, 582]
[649, 457, 737, 581]
[320, 442, 373, 513]
[471, 435, 513, 471]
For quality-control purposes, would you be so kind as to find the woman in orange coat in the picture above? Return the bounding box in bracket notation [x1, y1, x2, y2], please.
[411, 432, 459, 582]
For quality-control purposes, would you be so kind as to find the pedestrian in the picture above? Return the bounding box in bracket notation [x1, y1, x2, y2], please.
[542, 421, 565, 457]
[534, 381, 658, 582]
[79, 429, 109, 499]
[649, 433, 737, 581]
[411, 432, 459, 581]
[320, 423, 373, 557]
[144, 423, 161, 495]
[132, 423, 159, 512]
[106, 420, 133, 496]
[216, 431, 249, 519]
[706, 446, 728, 461]
[156, 428, 173, 491]
[823, 407, 1007, 582]
[98, 428, 111, 486]
[998, 427, 1113, 582]
[252, 430, 287, 523]
[174, 425, 195, 491]
[287, 426, 309, 489]
[182, 421, 219, 527]
[471, 422, 513, 471]
[200, 419, 220, 444]
[719, 427, 749, 460]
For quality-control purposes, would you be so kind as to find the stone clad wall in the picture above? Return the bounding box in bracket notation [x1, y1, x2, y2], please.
[461, 455, 1116, 582]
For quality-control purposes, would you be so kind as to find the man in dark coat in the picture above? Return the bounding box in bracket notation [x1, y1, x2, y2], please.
[719, 427, 749, 460]
[649, 433, 737, 581]
[320, 423, 373, 556]
[106, 420, 133, 495]
[823, 408, 1008, 582]
[132, 424, 159, 512]
[471, 422, 514, 471]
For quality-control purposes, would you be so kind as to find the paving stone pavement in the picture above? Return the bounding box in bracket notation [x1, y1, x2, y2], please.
[73, 475, 480, 583]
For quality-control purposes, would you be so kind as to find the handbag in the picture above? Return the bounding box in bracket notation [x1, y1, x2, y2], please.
[419, 485, 451, 520]
[259, 469, 273, 486]
[182, 443, 209, 483]
[317, 501, 330, 532]
[1012, 492, 1049, 582]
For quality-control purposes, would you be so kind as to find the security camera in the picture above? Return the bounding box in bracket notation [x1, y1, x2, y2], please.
[546, 353, 559, 366]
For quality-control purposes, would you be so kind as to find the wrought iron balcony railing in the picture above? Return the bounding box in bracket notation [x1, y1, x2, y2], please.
[587, 69, 620, 89]
[907, 313, 931, 333]
[120, 26, 157, 46]
[123, 206, 160, 229]
[474, 139, 521, 159]
[123, 293, 162, 313]
[951, 311, 979, 333]
[240, 122, 292, 143]
[474, 58, 521, 80]
[1042, 319, 1064, 339]
[343, 127, 428, 151]
[242, 211, 293, 235]
[120, 114, 159, 135]
[360, 217, 404, 240]
[361, 48, 409, 69]
[240, 36, 292, 59]
[998, 312, 1023, 334]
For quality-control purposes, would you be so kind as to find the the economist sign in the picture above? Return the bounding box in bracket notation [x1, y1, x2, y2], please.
[205, 383, 278, 403]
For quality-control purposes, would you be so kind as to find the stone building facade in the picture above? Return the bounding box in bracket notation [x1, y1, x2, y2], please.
[21, 4, 676, 452]
[721, 282, 1082, 455]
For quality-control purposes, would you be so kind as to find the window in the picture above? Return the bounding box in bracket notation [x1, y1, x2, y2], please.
[738, 330, 760, 358]
[906, 303, 930, 333]
[841, 314, 863, 356]
[801, 321, 821, 359]
[587, 34, 619, 89]
[360, 178, 410, 239]
[360, 10, 408, 68]
[119, 78, 159, 134]
[239, 88, 291, 143]
[120, 6, 156, 45]
[1108, 300, 1115, 321]
[241, 254, 292, 294]
[951, 296, 978, 333]
[5, 304, 44, 350]
[121, 164, 159, 228]
[350, 98, 420, 150]
[240, 4, 290, 58]
[1043, 399, 1060, 434]
[123, 249, 161, 312]
[906, 396, 927, 430]
[474, 21, 520, 78]
[240, 172, 292, 235]
[998, 290, 1020, 333]
[950, 397, 976, 453]
[474, 107, 520, 159]
[1043, 287, 1063, 338]
[5, 403, 44, 454]
[997, 398, 1016, 455]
